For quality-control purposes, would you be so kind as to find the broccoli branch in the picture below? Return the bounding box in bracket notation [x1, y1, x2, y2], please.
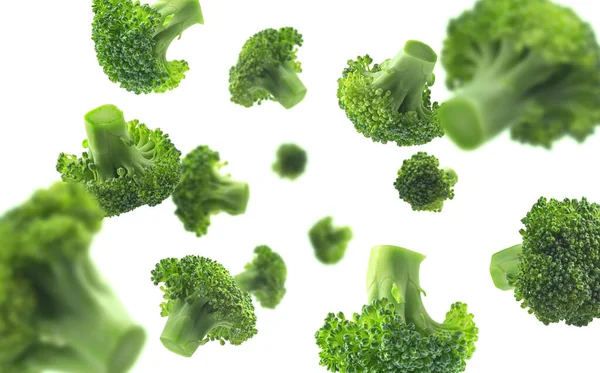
[489, 244, 522, 291]
[253, 61, 307, 109]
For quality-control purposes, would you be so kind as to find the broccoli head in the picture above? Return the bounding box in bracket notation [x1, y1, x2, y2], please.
[337, 40, 443, 146]
[394, 152, 458, 212]
[151, 255, 258, 357]
[172, 145, 250, 237]
[92, 0, 203, 94]
[57, 104, 181, 217]
[0, 182, 146, 373]
[308, 217, 353, 265]
[440, 0, 600, 149]
[316, 245, 478, 373]
[235, 245, 287, 309]
[272, 143, 307, 180]
[490, 197, 600, 326]
[229, 27, 307, 109]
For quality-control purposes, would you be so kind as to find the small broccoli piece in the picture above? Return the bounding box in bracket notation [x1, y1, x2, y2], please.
[308, 217, 353, 265]
[57, 104, 181, 217]
[337, 40, 443, 146]
[92, 0, 203, 94]
[440, 0, 600, 150]
[0, 183, 146, 373]
[490, 197, 600, 326]
[229, 27, 307, 109]
[272, 143, 307, 180]
[316, 245, 478, 373]
[151, 255, 257, 357]
[235, 245, 287, 309]
[394, 152, 458, 212]
[172, 145, 250, 237]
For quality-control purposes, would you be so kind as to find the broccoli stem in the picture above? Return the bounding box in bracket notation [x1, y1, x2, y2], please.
[84, 105, 152, 182]
[205, 173, 250, 215]
[490, 244, 522, 291]
[234, 270, 260, 292]
[443, 167, 459, 186]
[24, 345, 102, 373]
[255, 61, 307, 109]
[152, 0, 204, 61]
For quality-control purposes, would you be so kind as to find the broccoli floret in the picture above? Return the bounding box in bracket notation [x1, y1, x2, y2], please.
[92, 0, 203, 94]
[490, 197, 600, 326]
[440, 0, 600, 150]
[337, 40, 443, 146]
[229, 27, 307, 109]
[394, 152, 458, 212]
[316, 245, 478, 373]
[308, 217, 353, 265]
[235, 245, 287, 309]
[272, 143, 307, 180]
[172, 145, 249, 237]
[57, 104, 181, 217]
[151, 255, 257, 357]
[0, 183, 146, 373]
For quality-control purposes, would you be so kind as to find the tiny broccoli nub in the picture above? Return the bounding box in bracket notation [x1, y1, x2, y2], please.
[272, 143, 308, 180]
[308, 217, 353, 265]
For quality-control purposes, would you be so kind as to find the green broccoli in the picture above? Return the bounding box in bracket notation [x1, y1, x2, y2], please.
[439, 0, 600, 150]
[151, 255, 257, 357]
[308, 217, 353, 265]
[172, 145, 249, 237]
[92, 0, 203, 94]
[57, 104, 181, 217]
[0, 183, 146, 373]
[394, 152, 458, 212]
[337, 40, 443, 146]
[316, 245, 478, 373]
[272, 143, 307, 180]
[235, 245, 287, 309]
[229, 27, 307, 109]
[490, 197, 600, 326]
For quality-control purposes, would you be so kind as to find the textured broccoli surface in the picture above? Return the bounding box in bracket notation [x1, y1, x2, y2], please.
[0, 183, 146, 373]
[272, 143, 307, 180]
[490, 197, 600, 326]
[394, 152, 458, 212]
[337, 40, 443, 146]
[440, 0, 600, 149]
[172, 145, 250, 237]
[229, 27, 307, 109]
[235, 245, 287, 309]
[308, 217, 353, 265]
[92, 0, 203, 94]
[151, 255, 258, 357]
[316, 245, 478, 373]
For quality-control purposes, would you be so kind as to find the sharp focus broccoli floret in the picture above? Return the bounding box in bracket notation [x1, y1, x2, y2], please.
[172, 145, 250, 237]
[151, 255, 258, 357]
[490, 197, 600, 326]
[92, 0, 203, 94]
[57, 104, 181, 217]
[235, 245, 287, 309]
[229, 27, 307, 109]
[308, 217, 353, 265]
[440, 0, 600, 150]
[394, 152, 458, 212]
[272, 143, 307, 180]
[0, 183, 146, 373]
[337, 40, 443, 146]
[316, 245, 478, 373]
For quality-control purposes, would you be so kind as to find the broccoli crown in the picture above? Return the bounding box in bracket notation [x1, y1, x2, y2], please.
[92, 0, 203, 94]
[172, 145, 250, 237]
[337, 40, 443, 147]
[394, 152, 458, 212]
[440, 0, 600, 149]
[316, 245, 478, 373]
[308, 217, 353, 265]
[272, 143, 308, 180]
[57, 104, 181, 217]
[229, 27, 307, 109]
[151, 255, 258, 357]
[235, 245, 287, 309]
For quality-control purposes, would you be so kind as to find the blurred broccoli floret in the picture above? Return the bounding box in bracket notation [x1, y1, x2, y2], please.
[229, 27, 307, 109]
[57, 104, 181, 217]
[272, 143, 307, 180]
[92, 0, 203, 94]
[308, 217, 353, 264]
[394, 152, 458, 212]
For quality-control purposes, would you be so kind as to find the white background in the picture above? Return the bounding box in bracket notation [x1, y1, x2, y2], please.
[1, 0, 600, 372]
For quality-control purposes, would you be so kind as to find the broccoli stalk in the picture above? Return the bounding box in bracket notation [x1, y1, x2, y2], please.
[489, 243, 523, 291]
[151, 0, 204, 60]
[253, 61, 307, 109]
